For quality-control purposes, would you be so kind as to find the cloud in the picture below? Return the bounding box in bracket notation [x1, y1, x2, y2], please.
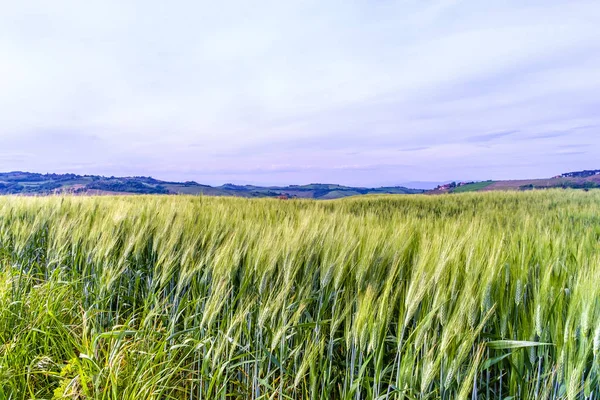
[465, 130, 520, 143]
[398, 146, 432, 152]
[0, 153, 29, 163]
[556, 150, 587, 156]
[0, 0, 599, 185]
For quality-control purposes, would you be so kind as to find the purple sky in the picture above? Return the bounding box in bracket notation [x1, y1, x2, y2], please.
[1, 1, 599, 187]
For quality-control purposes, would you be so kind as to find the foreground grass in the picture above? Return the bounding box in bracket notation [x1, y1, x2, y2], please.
[0, 191, 599, 399]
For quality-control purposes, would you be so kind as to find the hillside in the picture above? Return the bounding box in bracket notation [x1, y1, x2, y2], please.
[0, 171, 423, 198]
[4, 168, 598, 198]
[431, 169, 600, 193]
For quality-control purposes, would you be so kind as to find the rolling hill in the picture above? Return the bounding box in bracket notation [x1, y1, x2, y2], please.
[0, 172, 423, 198]
[431, 169, 600, 193]
[3, 169, 598, 198]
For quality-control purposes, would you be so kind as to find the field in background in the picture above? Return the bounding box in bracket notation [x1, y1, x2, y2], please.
[0, 192, 599, 399]
[452, 181, 496, 193]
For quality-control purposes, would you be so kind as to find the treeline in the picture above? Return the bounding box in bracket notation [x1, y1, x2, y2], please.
[561, 169, 600, 178]
[83, 180, 169, 194]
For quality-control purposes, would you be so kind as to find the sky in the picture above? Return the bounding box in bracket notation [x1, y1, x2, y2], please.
[1, 0, 599, 187]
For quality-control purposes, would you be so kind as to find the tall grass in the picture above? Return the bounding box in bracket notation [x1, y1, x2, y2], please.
[0, 191, 599, 399]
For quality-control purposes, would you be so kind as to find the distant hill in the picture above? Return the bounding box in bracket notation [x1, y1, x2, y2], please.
[560, 169, 600, 178]
[430, 169, 600, 194]
[4, 169, 597, 198]
[0, 172, 423, 199]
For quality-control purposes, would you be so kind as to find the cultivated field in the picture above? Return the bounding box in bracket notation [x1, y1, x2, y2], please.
[0, 192, 599, 399]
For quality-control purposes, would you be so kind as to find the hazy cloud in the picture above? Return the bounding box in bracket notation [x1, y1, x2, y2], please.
[465, 130, 520, 144]
[0, 0, 599, 185]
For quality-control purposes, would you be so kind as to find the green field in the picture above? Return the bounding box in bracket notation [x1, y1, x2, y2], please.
[0, 192, 599, 398]
[452, 181, 496, 193]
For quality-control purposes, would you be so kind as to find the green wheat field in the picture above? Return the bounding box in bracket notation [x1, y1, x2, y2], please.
[0, 191, 599, 399]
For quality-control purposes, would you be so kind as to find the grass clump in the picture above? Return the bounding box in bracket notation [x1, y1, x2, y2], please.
[0, 191, 599, 398]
